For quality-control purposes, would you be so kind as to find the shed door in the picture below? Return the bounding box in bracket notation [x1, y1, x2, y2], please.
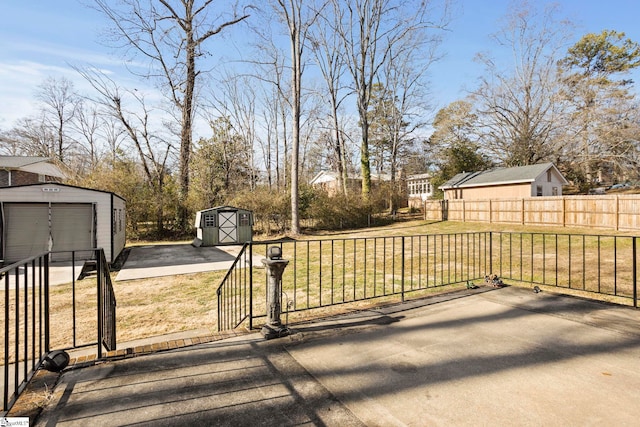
[218, 211, 237, 244]
[3, 203, 50, 262]
[51, 204, 94, 261]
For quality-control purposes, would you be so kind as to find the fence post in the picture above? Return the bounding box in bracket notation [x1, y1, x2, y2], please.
[633, 237, 637, 309]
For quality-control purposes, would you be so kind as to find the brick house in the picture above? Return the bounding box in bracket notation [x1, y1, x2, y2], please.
[0, 156, 66, 187]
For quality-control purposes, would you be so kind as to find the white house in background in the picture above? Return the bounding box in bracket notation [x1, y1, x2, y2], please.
[0, 183, 126, 264]
[309, 170, 347, 195]
[406, 173, 433, 208]
[310, 170, 435, 208]
[309, 170, 392, 196]
[440, 163, 568, 200]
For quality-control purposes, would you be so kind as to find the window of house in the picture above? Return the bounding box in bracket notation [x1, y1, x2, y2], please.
[536, 185, 543, 196]
[547, 170, 552, 182]
[552, 187, 558, 196]
[203, 213, 216, 227]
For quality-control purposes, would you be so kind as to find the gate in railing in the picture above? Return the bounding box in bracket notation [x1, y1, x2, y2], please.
[1, 248, 116, 415]
[217, 232, 639, 332]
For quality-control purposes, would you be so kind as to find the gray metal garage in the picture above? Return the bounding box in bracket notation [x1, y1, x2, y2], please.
[0, 183, 126, 264]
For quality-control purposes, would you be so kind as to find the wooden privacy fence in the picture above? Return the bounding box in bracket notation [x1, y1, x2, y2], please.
[424, 195, 640, 232]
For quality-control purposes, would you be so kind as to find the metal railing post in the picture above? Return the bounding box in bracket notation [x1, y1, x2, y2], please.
[249, 242, 254, 330]
[96, 249, 103, 359]
[44, 255, 50, 352]
[489, 232, 493, 275]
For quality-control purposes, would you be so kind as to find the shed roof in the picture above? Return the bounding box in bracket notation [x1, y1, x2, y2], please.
[440, 163, 568, 189]
[196, 205, 251, 213]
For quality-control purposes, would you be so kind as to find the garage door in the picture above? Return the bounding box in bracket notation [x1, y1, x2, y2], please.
[3, 203, 94, 263]
[3, 203, 50, 262]
[51, 204, 94, 261]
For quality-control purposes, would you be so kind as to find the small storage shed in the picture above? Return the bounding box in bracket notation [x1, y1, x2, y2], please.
[193, 206, 253, 246]
[0, 183, 126, 264]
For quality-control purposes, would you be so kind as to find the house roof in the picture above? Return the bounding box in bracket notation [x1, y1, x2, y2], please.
[0, 155, 66, 178]
[406, 173, 431, 180]
[440, 163, 568, 189]
[310, 170, 397, 186]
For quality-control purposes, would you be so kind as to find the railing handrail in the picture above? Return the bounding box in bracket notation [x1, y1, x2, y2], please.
[0, 252, 50, 274]
[216, 242, 250, 297]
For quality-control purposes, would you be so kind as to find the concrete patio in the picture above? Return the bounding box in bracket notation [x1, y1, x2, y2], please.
[24, 286, 640, 426]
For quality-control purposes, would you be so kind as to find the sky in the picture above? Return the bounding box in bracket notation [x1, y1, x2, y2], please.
[2, 0, 640, 135]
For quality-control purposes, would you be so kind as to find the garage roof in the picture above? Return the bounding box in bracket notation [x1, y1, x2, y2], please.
[440, 163, 568, 189]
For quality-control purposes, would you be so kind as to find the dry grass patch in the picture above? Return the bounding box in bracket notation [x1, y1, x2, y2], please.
[113, 271, 226, 342]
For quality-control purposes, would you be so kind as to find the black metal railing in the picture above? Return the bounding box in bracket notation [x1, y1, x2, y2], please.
[1, 248, 116, 415]
[491, 232, 639, 305]
[217, 232, 490, 331]
[97, 250, 116, 357]
[216, 243, 252, 331]
[217, 231, 639, 332]
[2, 252, 49, 415]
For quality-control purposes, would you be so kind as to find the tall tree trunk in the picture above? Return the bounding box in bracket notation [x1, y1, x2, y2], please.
[359, 107, 372, 198]
[177, 14, 196, 233]
[290, 19, 301, 235]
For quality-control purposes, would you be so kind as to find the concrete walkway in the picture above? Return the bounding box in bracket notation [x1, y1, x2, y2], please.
[27, 286, 640, 426]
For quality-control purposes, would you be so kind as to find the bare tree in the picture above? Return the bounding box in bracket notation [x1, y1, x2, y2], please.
[94, 0, 250, 231]
[36, 76, 79, 163]
[375, 21, 443, 211]
[0, 115, 56, 157]
[472, 2, 572, 167]
[331, 0, 449, 198]
[76, 67, 174, 233]
[207, 72, 258, 189]
[266, 0, 324, 234]
[309, 3, 350, 194]
[71, 101, 101, 171]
